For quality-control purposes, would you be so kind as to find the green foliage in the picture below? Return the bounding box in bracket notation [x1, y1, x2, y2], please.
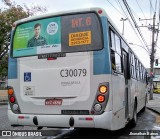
[0, 0, 47, 79]
[0, 2, 28, 53]
[0, 56, 8, 79]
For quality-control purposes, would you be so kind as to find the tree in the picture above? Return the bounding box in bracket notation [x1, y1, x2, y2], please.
[0, 56, 8, 80]
[0, 0, 47, 79]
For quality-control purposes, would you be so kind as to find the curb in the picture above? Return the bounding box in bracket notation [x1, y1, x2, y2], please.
[146, 107, 160, 115]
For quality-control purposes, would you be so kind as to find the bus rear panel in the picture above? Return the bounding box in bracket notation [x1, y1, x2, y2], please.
[8, 8, 113, 130]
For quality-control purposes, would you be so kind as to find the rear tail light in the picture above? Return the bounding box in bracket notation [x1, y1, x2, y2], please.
[10, 96, 15, 103]
[97, 95, 105, 103]
[8, 88, 14, 95]
[99, 85, 107, 94]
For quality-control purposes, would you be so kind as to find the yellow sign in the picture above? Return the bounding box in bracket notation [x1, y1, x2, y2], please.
[69, 31, 91, 46]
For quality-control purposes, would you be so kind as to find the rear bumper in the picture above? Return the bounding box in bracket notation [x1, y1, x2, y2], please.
[8, 110, 113, 130]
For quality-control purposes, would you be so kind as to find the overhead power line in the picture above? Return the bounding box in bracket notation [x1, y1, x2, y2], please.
[149, 0, 152, 45]
[122, 0, 150, 53]
[106, 0, 124, 17]
[149, 0, 154, 13]
[155, 0, 158, 13]
[129, 6, 140, 21]
[155, 0, 160, 45]
[116, 0, 149, 53]
[156, 45, 160, 50]
[135, 0, 147, 24]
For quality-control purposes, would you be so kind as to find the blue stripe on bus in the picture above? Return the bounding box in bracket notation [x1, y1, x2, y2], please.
[93, 16, 111, 75]
[8, 56, 17, 79]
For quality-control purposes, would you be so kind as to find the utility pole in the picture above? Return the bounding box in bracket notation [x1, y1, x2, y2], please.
[150, 13, 156, 100]
[138, 13, 157, 100]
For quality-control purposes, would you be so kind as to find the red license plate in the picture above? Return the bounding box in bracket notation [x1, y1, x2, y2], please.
[45, 99, 62, 105]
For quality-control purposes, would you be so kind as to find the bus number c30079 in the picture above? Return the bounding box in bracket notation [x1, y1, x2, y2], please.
[60, 69, 87, 77]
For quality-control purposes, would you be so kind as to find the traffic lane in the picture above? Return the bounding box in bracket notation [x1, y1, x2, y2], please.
[64, 109, 159, 139]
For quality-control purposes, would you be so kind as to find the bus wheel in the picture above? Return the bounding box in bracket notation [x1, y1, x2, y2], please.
[130, 102, 137, 127]
[141, 95, 147, 112]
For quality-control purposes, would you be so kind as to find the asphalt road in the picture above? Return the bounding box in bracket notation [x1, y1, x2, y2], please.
[0, 105, 159, 139]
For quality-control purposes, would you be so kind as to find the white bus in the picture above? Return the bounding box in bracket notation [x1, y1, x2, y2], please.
[8, 7, 148, 130]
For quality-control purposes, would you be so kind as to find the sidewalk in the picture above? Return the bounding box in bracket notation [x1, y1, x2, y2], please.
[146, 94, 160, 114]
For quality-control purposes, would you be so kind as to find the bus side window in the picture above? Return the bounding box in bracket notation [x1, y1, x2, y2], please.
[110, 29, 116, 71]
[109, 29, 122, 73]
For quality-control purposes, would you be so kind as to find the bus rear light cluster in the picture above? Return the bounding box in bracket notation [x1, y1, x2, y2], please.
[8, 87, 21, 114]
[91, 83, 109, 115]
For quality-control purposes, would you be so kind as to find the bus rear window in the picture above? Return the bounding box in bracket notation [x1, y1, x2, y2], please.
[11, 12, 103, 58]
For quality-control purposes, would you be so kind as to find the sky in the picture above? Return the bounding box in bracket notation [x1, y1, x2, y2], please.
[1, 0, 160, 69]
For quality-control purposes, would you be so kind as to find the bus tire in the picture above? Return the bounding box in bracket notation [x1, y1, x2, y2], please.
[130, 102, 137, 127]
[141, 95, 147, 112]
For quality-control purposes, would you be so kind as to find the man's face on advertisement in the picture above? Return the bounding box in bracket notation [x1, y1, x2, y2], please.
[34, 26, 41, 37]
